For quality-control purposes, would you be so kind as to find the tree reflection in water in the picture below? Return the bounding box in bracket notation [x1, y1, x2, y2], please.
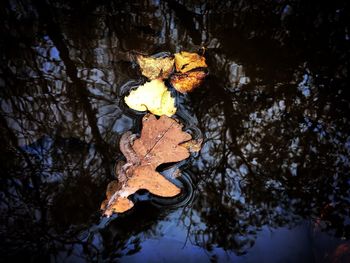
[1, 0, 349, 261]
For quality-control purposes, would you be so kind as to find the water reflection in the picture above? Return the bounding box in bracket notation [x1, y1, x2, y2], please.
[1, 0, 349, 262]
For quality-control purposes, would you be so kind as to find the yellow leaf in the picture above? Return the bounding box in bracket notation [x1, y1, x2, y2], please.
[174, 51, 207, 73]
[124, 79, 176, 117]
[137, 55, 174, 80]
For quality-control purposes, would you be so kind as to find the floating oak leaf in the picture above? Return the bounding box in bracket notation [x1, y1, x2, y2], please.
[137, 55, 174, 80]
[101, 114, 193, 216]
[124, 79, 176, 117]
[174, 51, 207, 73]
[170, 70, 207, 93]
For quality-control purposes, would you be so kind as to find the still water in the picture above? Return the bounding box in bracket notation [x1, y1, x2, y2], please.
[1, 0, 350, 262]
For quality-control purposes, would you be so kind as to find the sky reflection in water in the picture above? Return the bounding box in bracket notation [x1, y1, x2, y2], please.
[1, 0, 350, 262]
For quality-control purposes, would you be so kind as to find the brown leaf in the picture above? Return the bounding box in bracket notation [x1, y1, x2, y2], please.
[128, 166, 181, 197]
[133, 114, 192, 167]
[137, 55, 174, 80]
[101, 114, 193, 216]
[174, 51, 207, 73]
[170, 70, 207, 93]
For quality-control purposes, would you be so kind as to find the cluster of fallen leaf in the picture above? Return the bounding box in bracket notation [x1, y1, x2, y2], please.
[125, 51, 208, 116]
[101, 51, 207, 216]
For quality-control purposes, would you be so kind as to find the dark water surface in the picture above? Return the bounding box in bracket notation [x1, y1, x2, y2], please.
[1, 0, 350, 262]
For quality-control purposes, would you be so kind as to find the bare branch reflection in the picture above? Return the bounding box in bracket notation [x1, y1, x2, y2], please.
[1, 0, 349, 261]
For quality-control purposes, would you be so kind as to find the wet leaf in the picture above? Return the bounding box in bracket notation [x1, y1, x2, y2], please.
[101, 114, 194, 216]
[137, 55, 174, 80]
[170, 70, 207, 93]
[124, 79, 176, 117]
[174, 51, 207, 73]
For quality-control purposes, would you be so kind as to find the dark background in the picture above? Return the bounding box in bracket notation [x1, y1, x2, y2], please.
[1, 0, 349, 262]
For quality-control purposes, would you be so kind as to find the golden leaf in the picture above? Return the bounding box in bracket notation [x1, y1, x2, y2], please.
[137, 55, 174, 80]
[170, 70, 207, 93]
[124, 79, 176, 117]
[101, 114, 194, 216]
[174, 51, 207, 73]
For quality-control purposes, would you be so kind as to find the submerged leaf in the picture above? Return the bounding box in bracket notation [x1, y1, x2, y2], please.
[174, 51, 207, 73]
[170, 70, 207, 93]
[101, 114, 195, 216]
[124, 79, 176, 117]
[137, 55, 174, 80]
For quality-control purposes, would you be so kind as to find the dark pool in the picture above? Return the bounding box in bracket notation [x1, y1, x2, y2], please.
[1, 0, 350, 262]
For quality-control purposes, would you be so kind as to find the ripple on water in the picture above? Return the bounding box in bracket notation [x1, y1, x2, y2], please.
[150, 170, 195, 209]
